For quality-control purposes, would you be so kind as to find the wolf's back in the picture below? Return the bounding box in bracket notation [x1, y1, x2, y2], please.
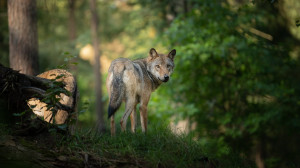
[108, 64, 125, 118]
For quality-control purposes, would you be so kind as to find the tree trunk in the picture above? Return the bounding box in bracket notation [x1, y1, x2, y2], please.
[183, 0, 188, 16]
[90, 0, 105, 133]
[68, 0, 76, 41]
[68, 0, 78, 74]
[8, 0, 39, 75]
[254, 137, 265, 168]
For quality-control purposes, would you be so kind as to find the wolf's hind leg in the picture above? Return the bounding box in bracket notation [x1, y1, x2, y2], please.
[120, 100, 135, 132]
[110, 114, 116, 136]
[130, 105, 137, 133]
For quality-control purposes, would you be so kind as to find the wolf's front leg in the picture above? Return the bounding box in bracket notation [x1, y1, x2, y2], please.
[139, 104, 148, 132]
[130, 107, 137, 133]
[140, 96, 150, 133]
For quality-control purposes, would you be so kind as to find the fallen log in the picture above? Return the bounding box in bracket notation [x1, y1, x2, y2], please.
[0, 64, 78, 133]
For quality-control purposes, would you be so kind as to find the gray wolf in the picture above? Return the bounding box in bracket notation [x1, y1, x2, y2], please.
[106, 48, 176, 135]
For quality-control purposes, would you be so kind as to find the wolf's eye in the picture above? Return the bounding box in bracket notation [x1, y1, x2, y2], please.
[167, 65, 171, 68]
[155, 65, 160, 69]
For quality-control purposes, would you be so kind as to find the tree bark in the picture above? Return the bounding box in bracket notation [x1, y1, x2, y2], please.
[255, 141, 265, 168]
[90, 0, 105, 133]
[68, 0, 76, 41]
[68, 0, 78, 74]
[183, 0, 188, 16]
[8, 0, 39, 75]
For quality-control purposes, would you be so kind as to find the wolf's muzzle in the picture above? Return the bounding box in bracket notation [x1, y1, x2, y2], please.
[163, 75, 169, 82]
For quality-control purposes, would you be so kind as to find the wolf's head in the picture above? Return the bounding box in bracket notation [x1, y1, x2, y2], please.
[146, 48, 176, 83]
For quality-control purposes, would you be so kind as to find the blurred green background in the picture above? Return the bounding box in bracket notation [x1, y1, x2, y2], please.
[1, 0, 300, 167]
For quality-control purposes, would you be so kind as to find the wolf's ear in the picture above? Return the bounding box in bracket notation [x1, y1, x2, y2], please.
[168, 49, 176, 61]
[149, 48, 159, 60]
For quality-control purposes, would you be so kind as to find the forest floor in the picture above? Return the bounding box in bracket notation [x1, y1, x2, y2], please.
[0, 124, 254, 168]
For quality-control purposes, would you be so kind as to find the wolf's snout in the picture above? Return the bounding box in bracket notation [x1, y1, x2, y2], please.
[163, 75, 169, 82]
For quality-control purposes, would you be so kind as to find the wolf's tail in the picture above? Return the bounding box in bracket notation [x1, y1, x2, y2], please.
[108, 70, 125, 118]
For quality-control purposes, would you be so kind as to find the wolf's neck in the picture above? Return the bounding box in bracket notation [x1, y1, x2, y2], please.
[146, 70, 161, 91]
[138, 58, 161, 91]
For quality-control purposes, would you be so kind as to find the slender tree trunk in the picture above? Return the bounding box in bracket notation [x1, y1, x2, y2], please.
[183, 0, 188, 16]
[255, 138, 265, 168]
[8, 0, 38, 75]
[68, 0, 76, 41]
[90, 0, 105, 133]
[68, 0, 78, 74]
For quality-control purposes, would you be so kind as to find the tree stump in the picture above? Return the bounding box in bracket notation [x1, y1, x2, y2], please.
[27, 69, 78, 125]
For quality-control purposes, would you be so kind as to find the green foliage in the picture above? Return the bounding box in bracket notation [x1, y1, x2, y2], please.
[42, 75, 71, 112]
[12, 110, 27, 117]
[160, 0, 300, 166]
[56, 52, 78, 70]
[0, 123, 11, 135]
